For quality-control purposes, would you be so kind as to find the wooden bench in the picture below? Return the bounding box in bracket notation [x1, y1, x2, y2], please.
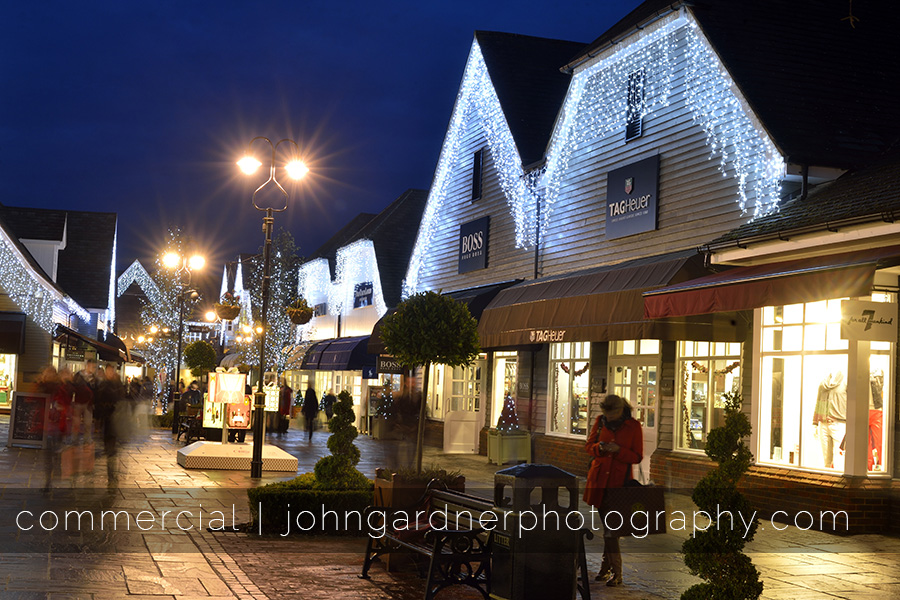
[360, 484, 494, 600]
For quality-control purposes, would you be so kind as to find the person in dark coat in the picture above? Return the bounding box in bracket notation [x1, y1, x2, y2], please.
[322, 389, 337, 420]
[302, 386, 319, 442]
[95, 364, 126, 487]
[278, 378, 293, 434]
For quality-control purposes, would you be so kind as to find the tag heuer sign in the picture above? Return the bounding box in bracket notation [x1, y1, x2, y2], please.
[841, 300, 898, 342]
[605, 154, 660, 240]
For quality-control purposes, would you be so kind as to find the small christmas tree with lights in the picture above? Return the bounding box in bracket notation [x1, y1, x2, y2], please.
[495, 394, 521, 432]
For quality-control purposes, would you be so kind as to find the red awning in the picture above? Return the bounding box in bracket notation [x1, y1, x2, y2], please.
[643, 246, 900, 319]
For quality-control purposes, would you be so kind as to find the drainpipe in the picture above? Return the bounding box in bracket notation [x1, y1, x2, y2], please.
[800, 164, 809, 201]
[534, 188, 541, 280]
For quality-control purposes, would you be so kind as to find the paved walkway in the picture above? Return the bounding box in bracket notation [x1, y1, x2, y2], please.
[1, 415, 899, 599]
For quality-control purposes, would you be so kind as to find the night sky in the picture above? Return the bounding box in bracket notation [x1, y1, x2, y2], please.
[1, 1, 641, 293]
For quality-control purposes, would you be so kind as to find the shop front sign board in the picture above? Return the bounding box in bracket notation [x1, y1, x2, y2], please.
[605, 154, 660, 240]
[8, 392, 50, 448]
[458, 216, 489, 273]
[841, 300, 898, 342]
[354, 282, 374, 308]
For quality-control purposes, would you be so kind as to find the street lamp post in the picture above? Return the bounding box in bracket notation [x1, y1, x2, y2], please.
[238, 136, 308, 478]
[164, 252, 205, 434]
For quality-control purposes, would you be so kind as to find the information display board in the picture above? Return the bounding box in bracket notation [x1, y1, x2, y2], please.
[226, 396, 251, 429]
[7, 392, 50, 448]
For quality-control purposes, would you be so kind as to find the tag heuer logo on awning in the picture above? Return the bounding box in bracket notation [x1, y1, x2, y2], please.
[624, 177, 634, 194]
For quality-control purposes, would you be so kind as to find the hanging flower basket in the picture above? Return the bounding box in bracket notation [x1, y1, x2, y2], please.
[286, 298, 313, 325]
[287, 307, 313, 325]
[214, 303, 241, 320]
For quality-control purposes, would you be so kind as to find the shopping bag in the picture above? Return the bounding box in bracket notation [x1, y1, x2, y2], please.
[601, 484, 667, 537]
[60, 443, 95, 478]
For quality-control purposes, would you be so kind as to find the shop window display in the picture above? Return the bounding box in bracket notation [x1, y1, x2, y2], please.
[0, 354, 16, 408]
[549, 342, 590, 436]
[677, 342, 742, 451]
[758, 298, 892, 473]
[491, 352, 517, 428]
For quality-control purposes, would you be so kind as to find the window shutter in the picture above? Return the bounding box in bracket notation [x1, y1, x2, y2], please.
[625, 69, 645, 141]
[471, 148, 484, 201]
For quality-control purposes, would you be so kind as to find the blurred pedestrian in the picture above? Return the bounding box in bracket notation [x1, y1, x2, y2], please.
[303, 386, 318, 442]
[278, 378, 292, 434]
[323, 389, 336, 421]
[95, 364, 126, 487]
[37, 365, 66, 492]
[71, 369, 94, 443]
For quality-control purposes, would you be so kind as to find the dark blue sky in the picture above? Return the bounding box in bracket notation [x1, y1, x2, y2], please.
[1, 1, 641, 287]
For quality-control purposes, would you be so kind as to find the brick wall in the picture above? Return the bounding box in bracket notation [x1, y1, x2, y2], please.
[533, 433, 592, 476]
[653, 449, 897, 534]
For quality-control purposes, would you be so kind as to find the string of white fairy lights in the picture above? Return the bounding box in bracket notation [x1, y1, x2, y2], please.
[404, 10, 785, 296]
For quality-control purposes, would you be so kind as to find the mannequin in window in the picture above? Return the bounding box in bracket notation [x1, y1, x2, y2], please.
[812, 370, 846, 468]
[869, 369, 884, 470]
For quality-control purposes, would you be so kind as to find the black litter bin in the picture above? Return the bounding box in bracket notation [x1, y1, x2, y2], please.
[490, 464, 580, 600]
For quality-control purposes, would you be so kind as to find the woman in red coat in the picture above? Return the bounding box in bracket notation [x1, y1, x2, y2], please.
[583, 394, 643, 587]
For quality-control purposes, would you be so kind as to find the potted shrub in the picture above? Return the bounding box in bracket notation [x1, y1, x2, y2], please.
[249, 390, 372, 534]
[286, 297, 313, 325]
[214, 292, 241, 321]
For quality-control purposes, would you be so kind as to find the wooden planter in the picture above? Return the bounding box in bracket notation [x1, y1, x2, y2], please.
[373, 468, 466, 571]
[487, 429, 531, 465]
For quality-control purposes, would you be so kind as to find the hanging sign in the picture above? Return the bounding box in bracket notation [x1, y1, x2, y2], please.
[354, 282, 374, 308]
[458, 216, 490, 273]
[605, 154, 660, 240]
[841, 300, 898, 342]
[377, 355, 405, 375]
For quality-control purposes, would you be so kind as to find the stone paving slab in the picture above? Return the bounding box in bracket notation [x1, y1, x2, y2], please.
[2, 415, 900, 599]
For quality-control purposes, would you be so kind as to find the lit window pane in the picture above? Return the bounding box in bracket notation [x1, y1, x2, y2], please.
[782, 326, 803, 351]
[640, 339, 659, 355]
[783, 304, 804, 324]
[805, 300, 829, 324]
[804, 324, 826, 351]
[826, 323, 848, 350]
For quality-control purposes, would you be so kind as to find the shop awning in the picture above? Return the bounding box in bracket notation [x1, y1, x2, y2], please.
[367, 280, 520, 354]
[54, 325, 129, 363]
[643, 245, 900, 319]
[301, 335, 376, 372]
[478, 251, 746, 347]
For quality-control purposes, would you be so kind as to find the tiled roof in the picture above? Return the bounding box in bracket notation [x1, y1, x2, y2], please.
[307, 212, 378, 268]
[710, 146, 900, 246]
[0, 204, 116, 310]
[0, 203, 67, 241]
[304, 191, 428, 308]
[568, 0, 900, 169]
[475, 31, 586, 166]
[57, 210, 117, 310]
[347, 189, 428, 308]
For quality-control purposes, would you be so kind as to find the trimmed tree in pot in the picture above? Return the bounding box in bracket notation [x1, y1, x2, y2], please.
[681, 390, 763, 600]
[379, 291, 480, 472]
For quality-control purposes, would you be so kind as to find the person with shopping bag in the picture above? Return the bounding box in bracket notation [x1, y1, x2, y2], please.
[583, 394, 642, 587]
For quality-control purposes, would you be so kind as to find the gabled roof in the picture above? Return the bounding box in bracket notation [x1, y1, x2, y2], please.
[307, 212, 378, 269]
[566, 0, 900, 170]
[475, 31, 586, 166]
[345, 189, 428, 308]
[57, 210, 116, 310]
[0, 203, 66, 241]
[709, 145, 900, 247]
[0, 204, 116, 310]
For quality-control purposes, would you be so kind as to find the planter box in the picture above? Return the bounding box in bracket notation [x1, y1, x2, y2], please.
[371, 416, 391, 440]
[487, 429, 531, 465]
[373, 469, 466, 571]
